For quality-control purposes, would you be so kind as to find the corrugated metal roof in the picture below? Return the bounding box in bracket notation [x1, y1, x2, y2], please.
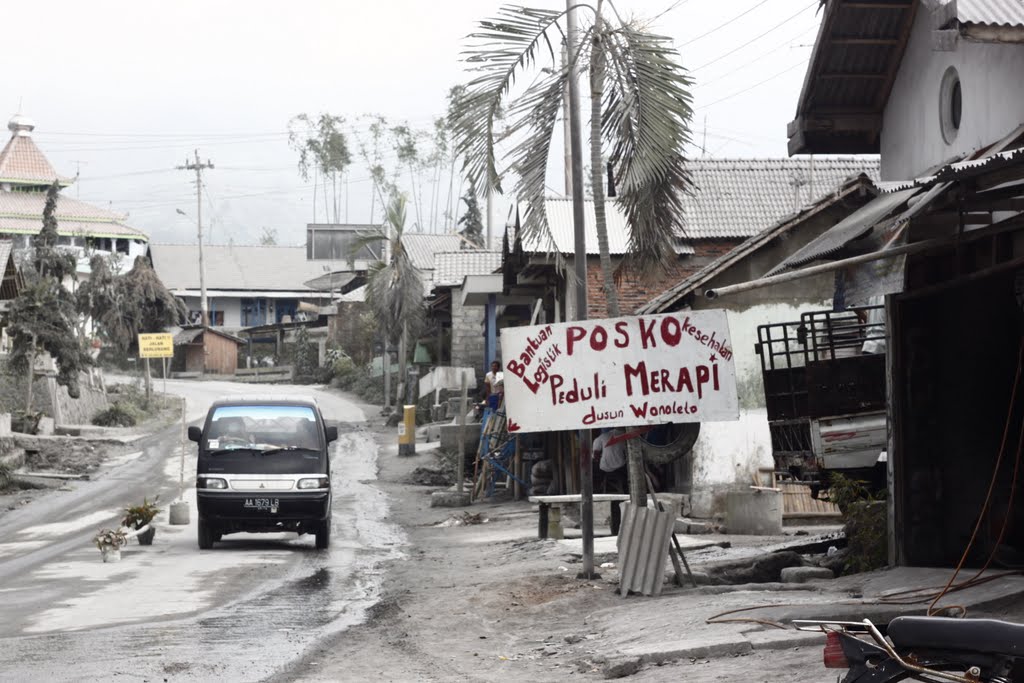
[0, 191, 147, 239]
[0, 240, 12, 269]
[945, 0, 1024, 28]
[432, 250, 502, 286]
[151, 244, 329, 292]
[766, 187, 921, 275]
[523, 159, 879, 252]
[400, 233, 463, 270]
[639, 174, 879, 314]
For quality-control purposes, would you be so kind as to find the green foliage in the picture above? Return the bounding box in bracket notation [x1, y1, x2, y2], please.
[92, 403, 138, 427]
[293, 326, 318, 379]
[122, 496, 160, 529]
[259, 227, 277, 245]
[0, 462, 11, 491]
[827, 473, 888, 575]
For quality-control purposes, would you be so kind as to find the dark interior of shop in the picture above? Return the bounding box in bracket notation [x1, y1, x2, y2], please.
[897, 269, 1024, 567]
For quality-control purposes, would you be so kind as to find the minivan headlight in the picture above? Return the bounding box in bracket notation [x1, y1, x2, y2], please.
[297, 477, 328, 490]
[199, 477, 228, 489]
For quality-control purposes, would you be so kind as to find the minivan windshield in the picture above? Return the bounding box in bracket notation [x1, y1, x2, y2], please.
[204, 405, 321, 454]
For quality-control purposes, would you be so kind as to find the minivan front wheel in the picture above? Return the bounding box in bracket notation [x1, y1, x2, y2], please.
[315, 520, 331, 550]
[198, 518, 217, 550]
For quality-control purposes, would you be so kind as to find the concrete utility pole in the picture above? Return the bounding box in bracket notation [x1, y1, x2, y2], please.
[178, 150, 214, 326]
[566, 0, 597, 580]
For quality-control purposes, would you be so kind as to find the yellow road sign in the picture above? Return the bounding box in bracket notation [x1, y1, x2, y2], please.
[138, 333, 174, 358]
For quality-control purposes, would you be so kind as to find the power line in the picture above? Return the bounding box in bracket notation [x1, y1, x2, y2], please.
[695, 59, 809, 110]
[678, 0, 771, 47]
[695, 28, 815, 90]
[689, 1, 818, 73]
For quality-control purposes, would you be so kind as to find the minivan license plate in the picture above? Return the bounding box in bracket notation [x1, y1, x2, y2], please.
[244, 498, 279, 512]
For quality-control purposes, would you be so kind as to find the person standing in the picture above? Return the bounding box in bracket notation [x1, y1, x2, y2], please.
[483, 360, 504, 410]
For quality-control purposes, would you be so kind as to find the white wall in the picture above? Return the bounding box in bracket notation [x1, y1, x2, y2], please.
[881, 9, 1024, 180]
[179, 295, 242, 328]
[686, 300, 831, 517]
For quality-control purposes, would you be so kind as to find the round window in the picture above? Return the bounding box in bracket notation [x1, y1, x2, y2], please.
[940, 66, 962, 144]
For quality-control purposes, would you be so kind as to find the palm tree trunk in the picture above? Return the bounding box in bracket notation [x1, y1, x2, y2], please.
[383, 333, 391, 411]
[398, 320, 408, 406]
[25, 336, 35, 413]
[590, 7, 643, 507]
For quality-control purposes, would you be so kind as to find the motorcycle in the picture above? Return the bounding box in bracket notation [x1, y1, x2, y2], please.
[794, 617, 1024, 682]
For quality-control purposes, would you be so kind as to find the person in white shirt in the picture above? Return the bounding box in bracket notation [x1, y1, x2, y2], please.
[483, 360, 504, 410]
[593, 428, 628, 492]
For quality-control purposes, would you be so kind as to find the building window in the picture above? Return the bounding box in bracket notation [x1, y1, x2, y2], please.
[940, 66, 962, 144]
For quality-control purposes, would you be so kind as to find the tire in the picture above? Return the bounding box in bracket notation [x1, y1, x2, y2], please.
[315, 520, 331, 550]
[640, 423, 701, 465]
[197, 518, 216, 550]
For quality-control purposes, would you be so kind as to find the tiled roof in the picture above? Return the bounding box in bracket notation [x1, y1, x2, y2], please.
[401, 233, 464, 270]
[678, 158, 879, 238]
[525, 199, 695, 255]
[0, 133, 71, 187]
[151, 243, 329, 292]
[432, 250, 502, 286]
[519, 158, 880, 253]
[0, 191, 147, 239]
[639, 174, 878, 314]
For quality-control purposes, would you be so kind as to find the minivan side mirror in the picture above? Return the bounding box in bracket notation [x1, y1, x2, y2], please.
[188, 426, 203, 443]
[325, 426, 338, 443]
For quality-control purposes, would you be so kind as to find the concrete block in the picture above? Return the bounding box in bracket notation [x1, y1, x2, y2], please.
[780, 566, 834, 583]
[439, 423, 480, 456]
[0, 413, 10, 437]
[725, 489, 782, 535]
[36, 416, 55, 436]
[430, 491, 471, 508]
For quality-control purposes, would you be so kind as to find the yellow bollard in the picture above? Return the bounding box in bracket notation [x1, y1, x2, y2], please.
[398, 404, 416, 456]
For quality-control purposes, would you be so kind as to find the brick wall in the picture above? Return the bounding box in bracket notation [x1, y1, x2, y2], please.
[584, 240, 743, 318]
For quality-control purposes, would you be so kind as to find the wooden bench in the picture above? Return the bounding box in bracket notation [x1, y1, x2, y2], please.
[528, 494, 631, 539]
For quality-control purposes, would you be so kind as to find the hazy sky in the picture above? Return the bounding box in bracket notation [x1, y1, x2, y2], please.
[5, 0, 828, 247]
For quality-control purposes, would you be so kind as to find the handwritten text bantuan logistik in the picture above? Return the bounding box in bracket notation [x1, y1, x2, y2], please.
[505, 314, 734, 427]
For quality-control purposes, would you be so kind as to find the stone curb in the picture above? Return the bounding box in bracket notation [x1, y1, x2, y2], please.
[603, 635, 752, 677]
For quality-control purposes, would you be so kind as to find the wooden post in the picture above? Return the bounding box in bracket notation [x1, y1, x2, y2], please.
[144, 357, 152, 401]
[457, 372, 468, 495]
[513, 435, 522, 500]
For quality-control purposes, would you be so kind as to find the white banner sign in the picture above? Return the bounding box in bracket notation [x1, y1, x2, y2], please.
[500, 310, 739, 433]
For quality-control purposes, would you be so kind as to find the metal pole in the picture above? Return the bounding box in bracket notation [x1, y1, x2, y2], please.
[457, 372, 468, 495]
[195, 150, 207, 327]
[566, 0, 597, 580]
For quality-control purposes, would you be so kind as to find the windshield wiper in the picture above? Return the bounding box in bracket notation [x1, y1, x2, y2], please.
[258, 446, 316, 456]
[206, 447, 259, 456]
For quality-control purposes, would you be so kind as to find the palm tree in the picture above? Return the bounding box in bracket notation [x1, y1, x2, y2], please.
[352, 195, 424, 408]
[450, 2, 694, 318]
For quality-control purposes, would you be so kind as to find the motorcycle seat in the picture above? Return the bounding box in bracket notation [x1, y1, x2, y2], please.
[888, 616, 1024, 656]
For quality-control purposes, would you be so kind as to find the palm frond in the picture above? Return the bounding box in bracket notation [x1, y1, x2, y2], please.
[450, 6, 566, 193]
[603, 23, 694, 272]
[507, 64, 571, 273]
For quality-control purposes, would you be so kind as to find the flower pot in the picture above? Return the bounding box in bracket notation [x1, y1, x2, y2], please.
[137, 526, 156, 546]
[100, 546, 121, 563]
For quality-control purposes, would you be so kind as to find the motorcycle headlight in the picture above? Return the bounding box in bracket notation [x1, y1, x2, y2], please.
[199, 477, 228, 490]
[297, 477, 328, 490]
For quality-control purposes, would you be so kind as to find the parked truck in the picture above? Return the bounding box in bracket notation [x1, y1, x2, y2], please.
[754, 304, 888, 497]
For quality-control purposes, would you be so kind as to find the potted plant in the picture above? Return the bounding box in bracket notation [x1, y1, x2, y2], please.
[94, 528, 128, 562]
[122, 497, 160, 546]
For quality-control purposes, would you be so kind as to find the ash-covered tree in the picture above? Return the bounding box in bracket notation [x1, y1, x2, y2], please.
[79, 254, 186, 357]
[351, 194, 424, 408]
[457, 185, 484, 249]
[5, 182, 89, 409]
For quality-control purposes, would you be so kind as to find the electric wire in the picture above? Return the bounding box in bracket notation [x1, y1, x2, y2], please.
[689, 1, 817, 73]
[678, 0, 771, 47]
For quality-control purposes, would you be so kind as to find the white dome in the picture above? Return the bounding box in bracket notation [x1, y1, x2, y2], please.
[8, 114, 35, 136]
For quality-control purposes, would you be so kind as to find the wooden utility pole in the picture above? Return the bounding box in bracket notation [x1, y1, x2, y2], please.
[178, 150, 214, 326]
